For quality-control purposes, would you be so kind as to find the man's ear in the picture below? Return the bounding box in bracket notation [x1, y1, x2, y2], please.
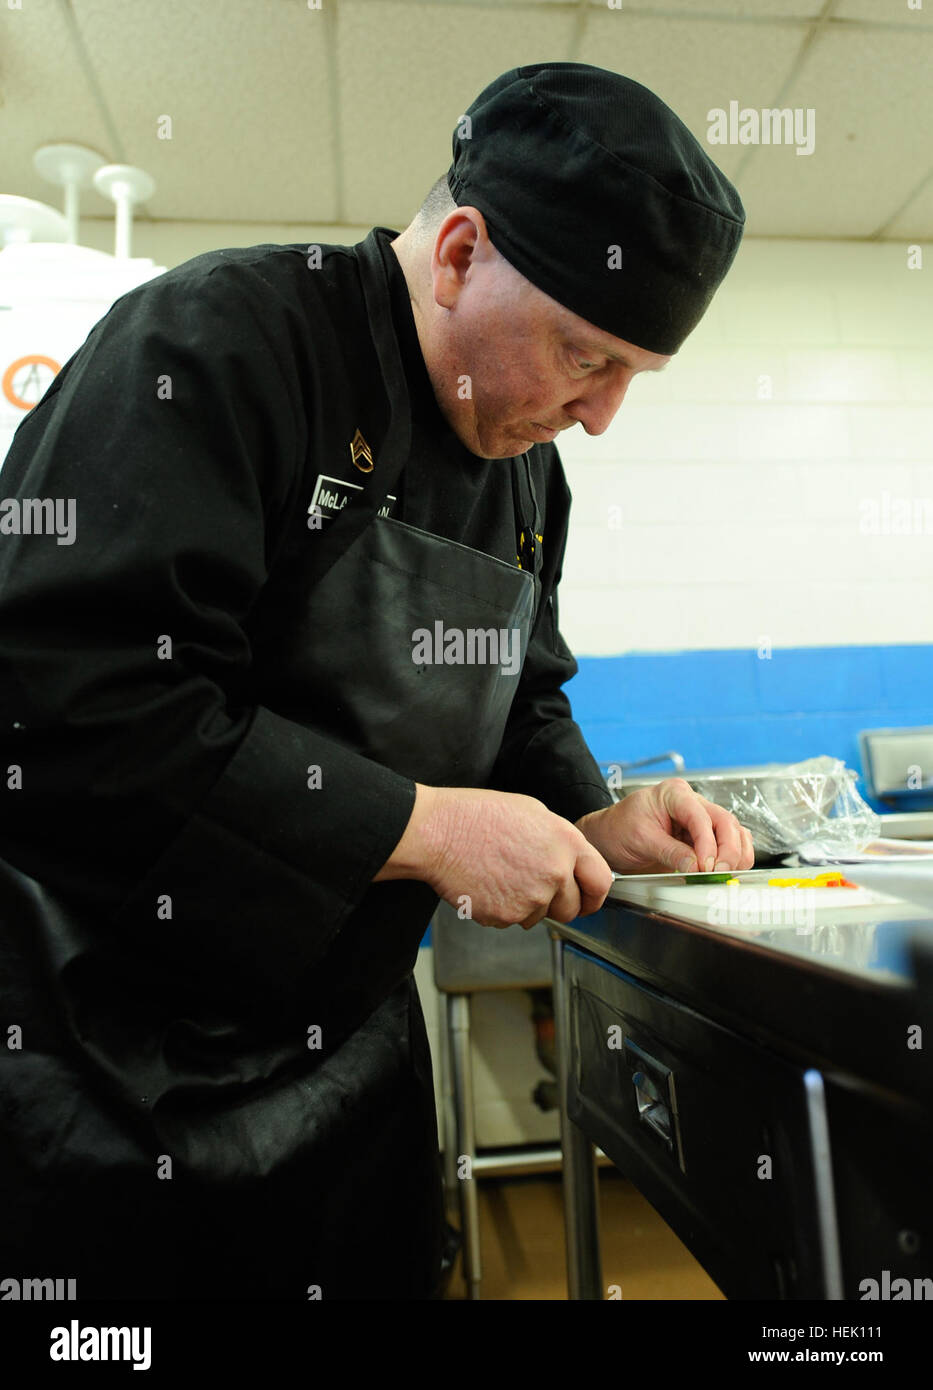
[431, 208, 488, 308]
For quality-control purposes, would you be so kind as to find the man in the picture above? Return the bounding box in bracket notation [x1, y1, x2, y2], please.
[0, 63, 751, 1300]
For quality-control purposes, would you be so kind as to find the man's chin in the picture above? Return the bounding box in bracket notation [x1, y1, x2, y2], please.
[448, 416, 535, 460]
[463, 434, 527, 461]
[478, 428, 543, 459]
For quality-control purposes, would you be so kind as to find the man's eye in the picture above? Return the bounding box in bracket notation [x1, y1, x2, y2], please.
[571, 352, 600, 371]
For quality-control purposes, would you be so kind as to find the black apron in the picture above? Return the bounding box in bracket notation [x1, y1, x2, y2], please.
[0, 230, 540, 1300]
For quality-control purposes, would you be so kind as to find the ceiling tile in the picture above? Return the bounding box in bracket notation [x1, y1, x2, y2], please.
[887, 175, 933, 240]
[0, 0, 114, 216]
[606, 0, 826, 15]
[836, 0, 932, 24]
[1, 0, 930, 239]
[69, 0, 337, 222]
[336, 0, 578, 227]
[735, 26, 933, 236]
[575, 13, 810, 181]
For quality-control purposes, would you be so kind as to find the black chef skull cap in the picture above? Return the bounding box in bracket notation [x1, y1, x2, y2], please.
[446, 63, 746, 356]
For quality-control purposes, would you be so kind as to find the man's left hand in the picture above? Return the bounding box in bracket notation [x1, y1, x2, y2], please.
[575, 778, 755, 876]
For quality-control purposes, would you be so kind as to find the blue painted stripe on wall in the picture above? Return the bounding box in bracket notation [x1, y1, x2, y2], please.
[569, 643, 932, 813]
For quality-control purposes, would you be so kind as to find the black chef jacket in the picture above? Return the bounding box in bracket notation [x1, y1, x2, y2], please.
[0, 227, 614, 1300]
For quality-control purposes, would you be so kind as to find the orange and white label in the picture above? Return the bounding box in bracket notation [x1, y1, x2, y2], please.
[2, 354, 61, 411]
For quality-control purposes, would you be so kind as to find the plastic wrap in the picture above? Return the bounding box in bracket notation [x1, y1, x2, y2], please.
[691, 755, 881, 857]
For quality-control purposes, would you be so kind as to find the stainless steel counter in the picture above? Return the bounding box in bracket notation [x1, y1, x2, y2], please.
[548, 894, 933, 1300]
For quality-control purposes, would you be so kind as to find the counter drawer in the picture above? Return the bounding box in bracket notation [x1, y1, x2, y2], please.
[565, 944, 830, 1299]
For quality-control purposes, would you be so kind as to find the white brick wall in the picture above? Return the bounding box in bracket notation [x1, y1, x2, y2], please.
[558, 239, 933, 657]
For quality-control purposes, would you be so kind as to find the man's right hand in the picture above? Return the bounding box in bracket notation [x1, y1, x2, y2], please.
[373, 783, 613, 929]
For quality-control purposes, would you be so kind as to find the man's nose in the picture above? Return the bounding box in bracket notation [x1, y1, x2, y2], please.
[565, 368, 634, 435]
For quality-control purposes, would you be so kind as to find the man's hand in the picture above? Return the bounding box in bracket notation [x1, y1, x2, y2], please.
[374, 784, 613, 928]
[575, 778, 755, 875]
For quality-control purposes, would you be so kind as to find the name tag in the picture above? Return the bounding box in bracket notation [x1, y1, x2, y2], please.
[309, 473, 397, 523]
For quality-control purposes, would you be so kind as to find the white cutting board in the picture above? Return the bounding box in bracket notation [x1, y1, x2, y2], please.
[838, 863, 933, 915]
[608, 867, 910, 930]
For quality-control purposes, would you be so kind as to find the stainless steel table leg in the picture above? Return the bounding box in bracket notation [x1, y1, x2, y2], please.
[551, 930, 603, 1299]
[447, 991, 482, 1300]
[440, 996, 458, 1201]
[803, 1069, 844, 1299]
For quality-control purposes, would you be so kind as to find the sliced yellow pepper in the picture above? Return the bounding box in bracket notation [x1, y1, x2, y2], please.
[767, 873, 854, 888]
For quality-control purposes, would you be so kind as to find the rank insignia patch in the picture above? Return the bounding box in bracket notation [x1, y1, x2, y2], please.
[349, 428, 374, 472]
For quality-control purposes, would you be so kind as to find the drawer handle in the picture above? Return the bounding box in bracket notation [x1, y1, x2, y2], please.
[631, 1069, 672, 1145]
[624, 1038, 685, 1170]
